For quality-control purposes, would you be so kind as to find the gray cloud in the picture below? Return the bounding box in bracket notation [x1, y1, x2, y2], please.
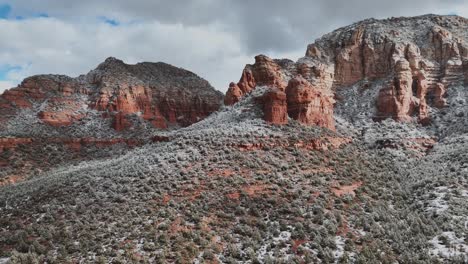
[0, 0, 467, 94]
[6, 0, 464, 53]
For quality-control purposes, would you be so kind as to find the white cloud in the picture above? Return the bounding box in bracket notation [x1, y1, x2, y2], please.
[0, 81, 15, 94]
[0, 1, 466, 94]
[0, 17, 259, 92]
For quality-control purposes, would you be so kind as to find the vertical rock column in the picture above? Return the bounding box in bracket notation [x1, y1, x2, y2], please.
[286, 76, 336, 130]
[261, 89, 288, 125]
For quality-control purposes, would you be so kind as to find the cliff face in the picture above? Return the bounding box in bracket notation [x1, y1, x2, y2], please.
[225, 15, 468, 129]
[0, 57, 223, 131]
[0, 58, 223, 186]
[286, 76, 336, 130]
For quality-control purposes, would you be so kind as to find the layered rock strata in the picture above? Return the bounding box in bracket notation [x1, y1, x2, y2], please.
[225, 15, 468, 128]
[0, 57, 223, 131]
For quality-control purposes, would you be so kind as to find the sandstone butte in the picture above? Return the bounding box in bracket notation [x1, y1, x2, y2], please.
[1, 15, 467, 134]
[0, 57, 223, 131]
[225, 15, 468, 131]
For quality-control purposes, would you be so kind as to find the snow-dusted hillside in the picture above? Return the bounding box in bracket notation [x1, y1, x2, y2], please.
[0, 15, 467, 263]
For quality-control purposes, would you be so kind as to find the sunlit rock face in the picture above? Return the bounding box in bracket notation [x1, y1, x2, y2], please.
[0, 57, 223, 131]
[260, 88, 288, 125]
[286, 76, 335, 130]
[225, 15, 468, 128]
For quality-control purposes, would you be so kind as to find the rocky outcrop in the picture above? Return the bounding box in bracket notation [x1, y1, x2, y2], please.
[375, 60, 429, 123]
[0, 137, 143, 153]
[0, 138, 33, 152]
[250, 55, 288, 90]
[112, 112, 132, 131]
[226, 15, 468, 127]
[38, 111, 79, 127]
[1, 89, 33, 108]
[311, 18, 468, 90]
[224, 82, 243, 105]
[89, 58, 223, 128]
[226, 56, 336, 129]
[0, 58, 223, 131]
[260, 89, 288, 125]
[225, 55, 287, 106]
[377, 60, 414, 121]
[286, 76, 335, 130]
[433, 83, 447, 108]
[236, 136, 352, 152]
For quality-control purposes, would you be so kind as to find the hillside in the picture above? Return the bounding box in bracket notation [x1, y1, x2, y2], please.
[0, 14, 467, 263]
[0, 58, 223, 187]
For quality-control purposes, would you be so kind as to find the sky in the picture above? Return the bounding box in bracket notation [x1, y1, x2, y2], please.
[0, 0, 467, 94]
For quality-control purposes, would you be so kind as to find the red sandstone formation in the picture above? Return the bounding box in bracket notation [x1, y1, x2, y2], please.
[260, 89, 288, 125]
[0, 57, 222, 131]
[376, 60, 420, 122]
[238, 68, 257, 93]
[0, 138, 33, 152]
[225, 55, 287, 106]
[225, 55, 336, 129]
[113, 112, 132, 131]
[0, 137, 143, 153]
[433, 83, 447, 108]
[1, 89, 33, 108]
[93, 84, 168, 129]
[225, 15, 468, 127]
[38, 111, 77, 127]
[224, 82, 243, 105]
[236, 136, 352, 152]
[286, 76, 335, 130]
[152, 135, 171, 143]
[250, 55, 287, 90]
[333, 26, 368, 86]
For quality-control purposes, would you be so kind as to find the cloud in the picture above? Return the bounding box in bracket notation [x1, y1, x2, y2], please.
[0, 81, 15, 94]
[5, 0, 467, 53]
[0, 17, 256, 92]
[0, 0, 466, 93]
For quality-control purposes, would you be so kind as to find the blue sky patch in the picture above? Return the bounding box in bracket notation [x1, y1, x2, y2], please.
[36, 13, 49, 18]
[14, 13, 49, 20]
[99, 16, 120, 26]
[0, 4, 11, 19]
[0, 65, 22, 80]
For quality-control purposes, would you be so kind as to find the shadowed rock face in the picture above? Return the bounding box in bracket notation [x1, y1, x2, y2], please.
[0, 57, 223, 130]
[225, 15, 468, 128]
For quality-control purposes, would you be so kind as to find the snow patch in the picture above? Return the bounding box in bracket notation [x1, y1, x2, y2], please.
[429, 232, 468, 261]
[333, 236, 346, 261]
[426, 186, 449, 214]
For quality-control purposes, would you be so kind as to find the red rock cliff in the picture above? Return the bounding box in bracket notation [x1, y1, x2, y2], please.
[225, 15, 468, 127]
[0, 57, 223, 131]
[286, 76, 335, 130]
